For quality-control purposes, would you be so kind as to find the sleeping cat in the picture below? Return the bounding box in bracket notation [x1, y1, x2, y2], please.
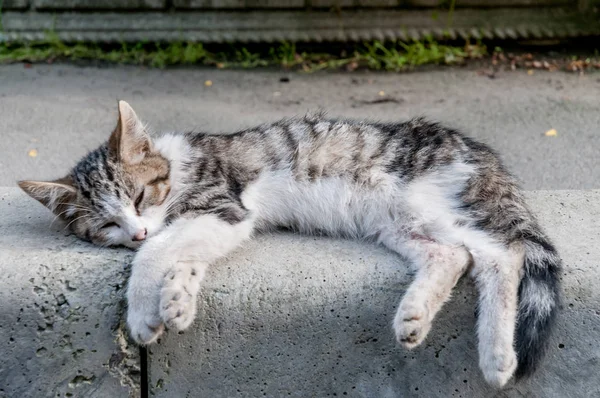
[19, 101, 560, 387]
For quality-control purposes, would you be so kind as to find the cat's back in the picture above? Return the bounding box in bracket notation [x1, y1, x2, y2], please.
[182, 115, 490, 185]
[251, 115, 472, 181]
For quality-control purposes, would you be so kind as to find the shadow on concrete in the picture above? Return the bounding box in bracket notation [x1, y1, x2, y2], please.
[148, 226, 600, 397]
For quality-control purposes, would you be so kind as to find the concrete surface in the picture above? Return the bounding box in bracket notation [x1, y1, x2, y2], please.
[1, 65, 599, 397]
[0, 188, 598, 397]
[0, 65, 599, 190]
[0, 188, 139, 398]
[145, 190, 600, 397]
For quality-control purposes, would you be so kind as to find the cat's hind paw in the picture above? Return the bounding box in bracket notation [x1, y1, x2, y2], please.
[393, 301, 431, 349]
[159, 268, 198, 331]
[480, 350, 517, 388]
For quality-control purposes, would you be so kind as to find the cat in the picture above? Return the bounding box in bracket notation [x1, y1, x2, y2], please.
[19, 101, 560, 388]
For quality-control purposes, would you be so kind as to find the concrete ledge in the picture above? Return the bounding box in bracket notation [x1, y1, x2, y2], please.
[148, 190, 600, 396]
[1, 188, 599, 396]
[0, 188, 138, 397]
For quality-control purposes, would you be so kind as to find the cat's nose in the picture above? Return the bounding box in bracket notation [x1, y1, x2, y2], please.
[132, 228, 147, 242]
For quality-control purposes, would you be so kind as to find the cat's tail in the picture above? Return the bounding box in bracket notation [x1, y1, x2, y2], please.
[514, 223, 561, 378]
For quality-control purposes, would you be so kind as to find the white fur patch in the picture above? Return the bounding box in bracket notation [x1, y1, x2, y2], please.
[127, 214, 253, 344]
[242, 169, 398, 239]
[124, 148, 528, 388]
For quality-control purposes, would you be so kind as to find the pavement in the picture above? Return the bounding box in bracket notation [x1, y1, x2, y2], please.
[1, 65, 599, 397]
[0, 64, 599, 190]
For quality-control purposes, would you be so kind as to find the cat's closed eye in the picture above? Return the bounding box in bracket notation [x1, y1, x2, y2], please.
[134, 187, 145, 209]
[101, 222, 119, 229]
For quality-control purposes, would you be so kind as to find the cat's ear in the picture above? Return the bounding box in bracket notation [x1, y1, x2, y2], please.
[108, 100, 152, 165]
[18, 177, 77, 217]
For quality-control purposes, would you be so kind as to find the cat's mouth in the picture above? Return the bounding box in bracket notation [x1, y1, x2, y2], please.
[122, 239, 144, 250]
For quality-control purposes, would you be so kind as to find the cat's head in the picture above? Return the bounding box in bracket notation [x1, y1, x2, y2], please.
[19, 101, 171, 248]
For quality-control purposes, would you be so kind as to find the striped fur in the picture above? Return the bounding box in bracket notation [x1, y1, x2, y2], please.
[19, 101, 560, 387]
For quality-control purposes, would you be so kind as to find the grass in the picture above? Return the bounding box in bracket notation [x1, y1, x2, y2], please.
[361, 39, 484, 70]
[0, 35, 211, 67]
[0, 33, 487, 71]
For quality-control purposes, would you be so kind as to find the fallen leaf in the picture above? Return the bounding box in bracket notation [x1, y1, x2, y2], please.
[204, 80, 213, 87]
[378, 91, 385, 96]
[346, 61, 358, 71]
[544, 129, 557, 137]
[28, 149, 38, 157]
[527, 70, 534, 75]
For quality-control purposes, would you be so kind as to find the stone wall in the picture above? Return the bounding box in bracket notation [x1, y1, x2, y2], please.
[1, 0, 599, 43]
[0, 0, 587, 10]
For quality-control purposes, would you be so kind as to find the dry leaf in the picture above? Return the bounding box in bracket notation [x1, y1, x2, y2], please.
[378, 91, 385, 96]
[28, 149, 38, 157]
[544, 129, 557, 137]
[527, 70, 534, 75]
[204, 80, 213, 87]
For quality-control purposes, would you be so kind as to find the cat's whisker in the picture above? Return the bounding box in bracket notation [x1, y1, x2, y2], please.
[63, 213, 92, 231]
[55, 202, 93, 211]
[49, 208, 93, 228]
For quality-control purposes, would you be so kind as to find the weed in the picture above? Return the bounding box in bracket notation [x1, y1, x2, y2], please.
[229, 47, 269, 68]
[446, 0, 456, 28]
[361, 38, 484, 71]
[270, 42, 298, 68]
[0, 34, 487, 71]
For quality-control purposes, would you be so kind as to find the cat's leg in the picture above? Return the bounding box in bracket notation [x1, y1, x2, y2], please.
[126, 227, 177, 345]
[127, 214, 254, 344]
[470, 245, 523, 387]
[382, 235, 471, 348]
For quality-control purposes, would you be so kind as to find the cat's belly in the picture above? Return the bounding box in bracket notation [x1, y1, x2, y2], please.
[241, 170, 402, 238]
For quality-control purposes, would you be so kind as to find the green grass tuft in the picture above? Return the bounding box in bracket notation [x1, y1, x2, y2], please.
[0, 35, 487, 71]
[361, 37, 485, 71]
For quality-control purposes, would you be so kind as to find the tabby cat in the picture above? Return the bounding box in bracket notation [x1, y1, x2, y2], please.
[19, 101, 560, 387]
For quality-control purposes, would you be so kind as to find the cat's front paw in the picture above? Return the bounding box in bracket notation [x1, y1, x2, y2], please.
[127, 307, 164, 345]
[393, 300, 431, 349]
[159, 268, 199, 331]
[126, 273, 165, 344]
